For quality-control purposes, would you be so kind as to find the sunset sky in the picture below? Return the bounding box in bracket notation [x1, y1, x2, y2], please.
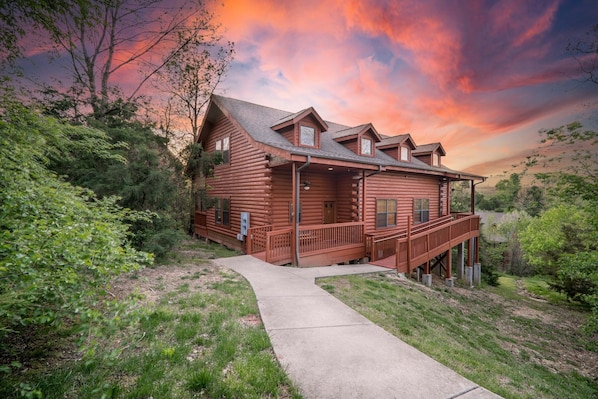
[16, 0, 598, 181]
[211, 0, 598, 180]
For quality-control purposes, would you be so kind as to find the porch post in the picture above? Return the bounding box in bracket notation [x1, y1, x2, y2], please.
[470, 180, 475, 214]
[361, 170, 366, 222]
[406, 216, 412, 275]
[292, 162, 298, 266]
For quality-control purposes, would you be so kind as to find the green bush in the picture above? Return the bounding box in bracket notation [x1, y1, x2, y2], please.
[0, 99, 151, 347]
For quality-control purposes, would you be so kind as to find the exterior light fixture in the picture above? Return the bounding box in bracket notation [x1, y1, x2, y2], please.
[303, 181, 311, 191]
[328, 167, 333, 171]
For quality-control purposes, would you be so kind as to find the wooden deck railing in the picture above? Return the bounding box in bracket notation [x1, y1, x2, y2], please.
[265, 228, 292, 264]
[396, 214, 480, 274]
[366, 215, 454, 261]
[261, 222, 365, 265]
[246, 225, 274, 254]
[298, 222, 364, 254]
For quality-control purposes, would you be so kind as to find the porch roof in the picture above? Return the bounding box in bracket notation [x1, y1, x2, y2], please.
[210, 95, 484, 181]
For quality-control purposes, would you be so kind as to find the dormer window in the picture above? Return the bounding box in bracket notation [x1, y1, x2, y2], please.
[400, 146, 410, 161]
[433, 153, 440, 166]
[361, 137, 373, 156]
[300, 125, 316, 147]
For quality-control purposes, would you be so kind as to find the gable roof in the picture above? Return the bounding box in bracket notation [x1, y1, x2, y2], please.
[378, 134, 417, 150]
[413, 142, 446, 156]
[331, 123, 382, 143]
[204, 95, 482, 180]
[270, 106, 328, 131]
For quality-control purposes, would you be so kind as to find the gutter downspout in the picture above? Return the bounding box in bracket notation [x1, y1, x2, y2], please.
[470, 177, 487, 214]
[357, 164, 383, 222]
[294, 156, 311, 267]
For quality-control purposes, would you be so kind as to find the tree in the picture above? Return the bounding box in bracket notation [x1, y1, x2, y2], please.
[449, 181, 471, 213]
[14, 0, 223, 119]
[155, 23, 234, 145]
[519, 205, 595, 276]
[518, 185, 545, 217]
[568, 23, 598, 85]
[0, 95, 151, 353]
[0, 0, 70, 65]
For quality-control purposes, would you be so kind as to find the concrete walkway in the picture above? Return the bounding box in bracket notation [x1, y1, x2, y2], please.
[215, 255, 503, 399]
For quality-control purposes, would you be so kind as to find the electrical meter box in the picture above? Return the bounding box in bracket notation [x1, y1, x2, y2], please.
[240, 212, 250, 236]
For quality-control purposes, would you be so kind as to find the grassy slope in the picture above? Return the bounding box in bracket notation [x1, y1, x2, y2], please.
[317, 274, 598, 399]
[0, 240, 302, 399]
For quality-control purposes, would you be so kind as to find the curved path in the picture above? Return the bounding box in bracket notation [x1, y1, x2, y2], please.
[215, 255, 503, 399]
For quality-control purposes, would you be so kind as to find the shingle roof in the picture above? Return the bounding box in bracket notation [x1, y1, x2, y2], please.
[209, 95, 481, 179]
[413, 142, 446, 156]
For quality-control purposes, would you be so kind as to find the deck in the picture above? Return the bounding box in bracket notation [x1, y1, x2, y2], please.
[247, 215, 480, 270]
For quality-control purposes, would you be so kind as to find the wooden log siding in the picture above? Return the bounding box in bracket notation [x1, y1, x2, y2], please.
[200, 114, 272, 251]
[365, 173, 441, 234]
[271, 168, 357, 227]
[396, 214, 480, 274]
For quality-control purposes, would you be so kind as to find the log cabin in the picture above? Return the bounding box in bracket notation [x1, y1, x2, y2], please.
[191, 95, 484, 282]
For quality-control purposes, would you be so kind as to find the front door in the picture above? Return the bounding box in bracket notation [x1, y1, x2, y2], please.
[323, 201, 336, 224]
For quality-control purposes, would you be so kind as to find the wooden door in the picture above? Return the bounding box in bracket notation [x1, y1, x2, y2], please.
[323, 201, 336, 224]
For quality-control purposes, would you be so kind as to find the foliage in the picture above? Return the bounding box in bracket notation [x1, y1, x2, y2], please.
[519, 204, 595, 276]
[0, 242, 300, 398]
[8, 0, 224, 118]
[48, 116, 189, 260]
[482, 210, 532, 276]
[449, 181, 471, 213]
[478, 234, 502, 286]
[155, 17, 234, 144]
[517, 185, 545, 217]
[478, 173, 523, 212]
[0, 98, 151, 349]
[552, 252, 598, 308]
[567, 22, 598, 85]
[0, 0, 71, 65]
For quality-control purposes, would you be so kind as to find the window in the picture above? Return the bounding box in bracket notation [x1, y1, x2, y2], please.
[414, 198, 429, 223]
[361, 137, 372, 155]
[300, 126, 315, 146]
[432, 153, 440, 166]
[376, 199, 397, 228]
[400, 146, 410, 161]
[215, 198, 230, 226]
[215, 137, 230, 164]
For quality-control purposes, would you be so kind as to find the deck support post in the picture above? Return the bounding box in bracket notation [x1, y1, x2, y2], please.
[457, 242, 465, 279]
[444, 249, 453, 287]
[422, 273, 433, 287]
[473, 262, 481, 286]
[465, 266, 473, 288]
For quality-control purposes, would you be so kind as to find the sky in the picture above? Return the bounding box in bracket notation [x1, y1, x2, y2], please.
[15, 0, 598, 182]
[209, 0, 598, 180]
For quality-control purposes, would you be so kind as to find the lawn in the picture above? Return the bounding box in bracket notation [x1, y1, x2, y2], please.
[0, 240, 302, 399]
[317, 273, 598, 399]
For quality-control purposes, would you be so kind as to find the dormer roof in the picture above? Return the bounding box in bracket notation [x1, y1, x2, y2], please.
[413, 142, 446, 156]
[331, 123, 382, 143]
[378, 134, 416, 150]
[270, 107, 328, 132]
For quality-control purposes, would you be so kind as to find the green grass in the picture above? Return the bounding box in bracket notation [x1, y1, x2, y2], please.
[0, 239, 301, 399]
[317, 273, 598, 399]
